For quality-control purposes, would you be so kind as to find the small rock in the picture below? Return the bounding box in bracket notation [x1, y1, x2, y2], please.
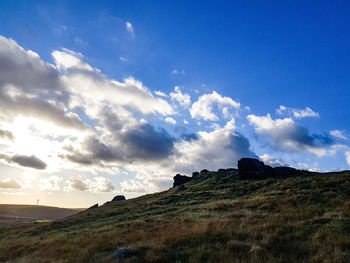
[112, 195, 126, 202]
[112, 248, 130, 259]
[249, 245, 263, 253]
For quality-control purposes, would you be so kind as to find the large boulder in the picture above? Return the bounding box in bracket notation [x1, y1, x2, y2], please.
[112, 195, 126, 202]
[173, 174, 192, 187]
[238, 158, 267, 179]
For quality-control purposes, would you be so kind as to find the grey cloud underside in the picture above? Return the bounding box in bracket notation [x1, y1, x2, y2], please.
[0, 129, 14, 141]
[69, 178, 89, 191]
[65, 123, 175, 166]
[0, 92, 85, 130]
[0, 154, 47, 169]
[264, 123, 333, 152]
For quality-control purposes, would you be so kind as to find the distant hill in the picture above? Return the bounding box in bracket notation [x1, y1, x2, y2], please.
[0, 204, 83, 224]
[1, 169, 350, 262]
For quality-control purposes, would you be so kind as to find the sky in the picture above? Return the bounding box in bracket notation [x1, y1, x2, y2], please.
[0, 0, 350, 208]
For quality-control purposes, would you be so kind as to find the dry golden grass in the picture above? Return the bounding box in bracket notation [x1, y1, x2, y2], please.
[1, 170, 350, 262]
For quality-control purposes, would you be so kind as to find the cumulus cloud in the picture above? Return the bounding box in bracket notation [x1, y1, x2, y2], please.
[170, 86, 191, 108]
[171, 119, 256, 173]
[0, 37, 84, 130]
[247, 114, 333, 156]
[64, 122, 175, 167]
[190, 91, 240, 121]
[276, 105, 319, 119]
[58, 56, 174, 116]
[66, 176, 115, 192]
[0, 179, 21, 188]
[0, 153, 47, 169]
[330, 130, 348, 140]
[0, 36, 62, 96]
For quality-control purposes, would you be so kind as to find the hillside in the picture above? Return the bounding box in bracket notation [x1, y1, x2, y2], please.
[0, 204, 83, 223]
[1, 169, 350, 263]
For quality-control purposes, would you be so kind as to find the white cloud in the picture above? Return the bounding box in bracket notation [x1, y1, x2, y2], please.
[259, 154, 286, 167]
[330, 130, 348, 140]
[120, 56, 128, 62]
[170, 86, 191, 108]
[65, 176, 115, 192]
[155, 90, 168, 97]
[165, 117, 176, 125]
[39, 176, 63, 191]
[125, 22, 134, 35]
[52, 49, 93, 72]
[120, 179, 149, 193]
[276, 105, 319, 119]
[190, 91, 240, 121]
[183, 119, 189, 125]
[172, 69, 185, 75]
[59, 59, 174, 115]
[170, 119, 255, 173]
[346, 151, 350, 167]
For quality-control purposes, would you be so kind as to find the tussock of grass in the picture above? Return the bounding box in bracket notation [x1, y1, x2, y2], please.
[1, 171, 350, 262]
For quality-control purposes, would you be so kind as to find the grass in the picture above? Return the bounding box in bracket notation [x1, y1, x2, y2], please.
[1, 169, 350, 262]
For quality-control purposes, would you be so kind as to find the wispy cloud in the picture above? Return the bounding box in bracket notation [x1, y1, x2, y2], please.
[276, 105, 319, 119]
[125, 21, 134, 36]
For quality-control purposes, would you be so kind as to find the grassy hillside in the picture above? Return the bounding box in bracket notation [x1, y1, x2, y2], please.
[1, 169, 350, 263]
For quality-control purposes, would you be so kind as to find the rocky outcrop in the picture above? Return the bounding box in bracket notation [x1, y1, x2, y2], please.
[238, 158, 301, 180]
[112, 195, 126, 202]
[192, 171, 200, 178]
[200, 169, 209, 174]
[238, 158, 267, 179]
[173, 174, 192, 187]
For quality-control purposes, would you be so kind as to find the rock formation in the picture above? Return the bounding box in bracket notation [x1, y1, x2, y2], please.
[238, 158, 301, 179]
[112, 195, 126, 202]
[173, 174, 192, 187]
[238, 158, 267, 179]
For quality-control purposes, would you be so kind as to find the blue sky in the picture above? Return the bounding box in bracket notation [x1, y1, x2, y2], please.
[0, 0, 350, 207]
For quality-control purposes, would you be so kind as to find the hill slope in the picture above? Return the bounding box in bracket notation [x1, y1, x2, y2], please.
[1, 169, 350, 263]
[0, 204, 83, 222]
